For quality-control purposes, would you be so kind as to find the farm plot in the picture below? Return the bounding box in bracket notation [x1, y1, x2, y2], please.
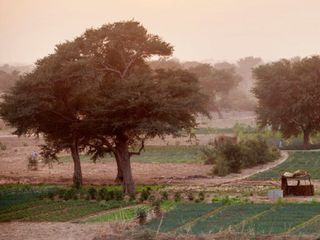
[291, 215, 320, 235]
[0, 185, 59, 212]
[0, 199, 125, 222]
[146, 203, 223, 232]
[59, 145, 203, 164]
[250, 151, 320, 180]
[189, 203, 272, 234]
[86, 205, 150, 222]
[145, 203, 320, 236]
[242, 203, 320, 234]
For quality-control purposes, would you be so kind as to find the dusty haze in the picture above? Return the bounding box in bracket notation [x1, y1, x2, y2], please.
[1, 0, 320, 64]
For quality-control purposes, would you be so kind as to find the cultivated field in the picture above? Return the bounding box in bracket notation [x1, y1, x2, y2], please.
[1, 112, 320, 239]
[147, 202, 320, 236]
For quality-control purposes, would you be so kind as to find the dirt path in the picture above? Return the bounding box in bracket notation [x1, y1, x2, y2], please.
[166, 150, 289, 187]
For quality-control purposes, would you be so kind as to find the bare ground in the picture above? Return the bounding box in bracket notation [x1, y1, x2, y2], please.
[0, 135, 288, 187]
[0, 222, 126, 240]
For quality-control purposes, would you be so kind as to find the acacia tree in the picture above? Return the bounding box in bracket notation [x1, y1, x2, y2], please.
[77, 21, 208, 193]
[0, 41, 93, 188]
[253, 56, 320, 149]
[75, 21, 174, 183]
[85, 68, 208, 194]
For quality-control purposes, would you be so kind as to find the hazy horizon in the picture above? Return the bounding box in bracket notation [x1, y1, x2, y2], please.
[1, 0, 320, 65]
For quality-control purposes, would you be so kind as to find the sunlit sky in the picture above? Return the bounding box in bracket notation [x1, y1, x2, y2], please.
[1, 0, 320, 65]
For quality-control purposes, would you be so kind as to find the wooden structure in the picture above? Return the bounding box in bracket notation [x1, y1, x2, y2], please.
[281, 173, 314, 196]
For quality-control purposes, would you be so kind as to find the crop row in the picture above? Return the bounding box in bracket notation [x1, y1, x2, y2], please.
[146, 203, 320, 235]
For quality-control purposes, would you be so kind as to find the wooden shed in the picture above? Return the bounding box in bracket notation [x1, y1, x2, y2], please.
[281, 171, 314, 196]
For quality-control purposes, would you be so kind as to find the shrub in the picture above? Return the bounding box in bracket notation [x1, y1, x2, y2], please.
[136, 207, 147, 224]
[174, 192, 181, 202]
[139, 189, 150, 202]
[63, 188, 77, 201]
[98, 188, 107, 200]
[209, 137, 280, 176]
[187, 192, 194, 201]
[114, 190, 124, 201]
[161, 191, 169, 201]
[58, 189, 67, 199]
[88, 187, 98, 200]
[201, 146, 217, 164]
[106, 190, 115, 201]
[129, 193, 136, 202]
[47, 191, 56, 200]
[152, 199, 162, 218]
[148, 195, 156, 203]
[198, 192, 205, 202]
[212, 155, 230, 176]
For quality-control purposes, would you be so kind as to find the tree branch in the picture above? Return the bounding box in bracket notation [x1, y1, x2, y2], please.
[121, 51, 142, 79]
[47, 110, 74, 122]
[129, 139, 145, 156]
[96, 136, 116, 153]
[103, 66, 122, 77]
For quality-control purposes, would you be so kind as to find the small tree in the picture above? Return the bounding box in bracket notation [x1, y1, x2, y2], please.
[253, 56, 320, 149]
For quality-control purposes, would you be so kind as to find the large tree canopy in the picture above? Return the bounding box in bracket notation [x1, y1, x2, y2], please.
[0, 41, 93, 188]
[0, 21, 208, 193]
[253, 56, 320, 149]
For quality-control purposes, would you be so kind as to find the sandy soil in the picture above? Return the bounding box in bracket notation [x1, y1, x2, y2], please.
[0, 134, 288, 187]
[0, 222, 123, 240]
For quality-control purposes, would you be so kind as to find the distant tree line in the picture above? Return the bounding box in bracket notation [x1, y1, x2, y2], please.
[149, 56, 262, 114]
[0, 64, 33, 92]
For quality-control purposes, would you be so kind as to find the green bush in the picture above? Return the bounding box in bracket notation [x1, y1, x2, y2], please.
[198, 192, 205, 202]
[63, 188, 78, 201]
[114, 190, 124, 201]
[187, 192, 194, 201]
[174, 192, 181, 202]
[88, 187, 97, 200]
[98, 188, 107, 200]
[209, 137, 280, 176]
[139, 189, 150, 202]
[161, 191, 169, 201]
[136, 207, 147, 224]
[212, 142, 242, 175]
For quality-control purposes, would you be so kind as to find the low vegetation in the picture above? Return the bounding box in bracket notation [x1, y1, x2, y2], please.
[203, 137, 280, 176]
[146, 202, 320, 236]
[59, 145, 203, 164]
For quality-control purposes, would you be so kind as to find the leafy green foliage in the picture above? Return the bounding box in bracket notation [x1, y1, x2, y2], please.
[207, 137, 279, 176]
[253, 56, 320, 149]
[174, 192, 181, 202]
[88, 187, 98, 200]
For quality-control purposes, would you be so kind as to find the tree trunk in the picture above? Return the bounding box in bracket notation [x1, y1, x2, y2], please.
[115, 137, 135, 194]
[303, 129, 310, 150]
[70, 135, 83, 189]
[114, 154, 124, 183]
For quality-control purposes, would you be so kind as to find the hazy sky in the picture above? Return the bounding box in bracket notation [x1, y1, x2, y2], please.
[1, 0, 320, 65]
